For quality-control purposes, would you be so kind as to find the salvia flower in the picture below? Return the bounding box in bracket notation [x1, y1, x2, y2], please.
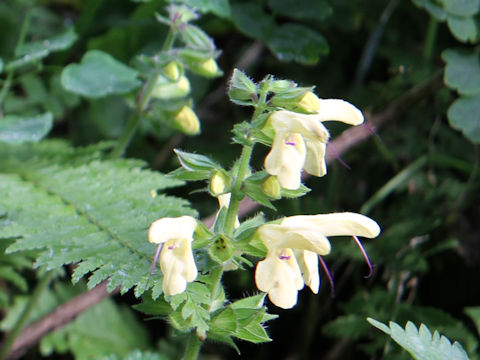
[148, 216, 198, 296]
[264, 100, 364, 190]
[255, 212, 380, 309]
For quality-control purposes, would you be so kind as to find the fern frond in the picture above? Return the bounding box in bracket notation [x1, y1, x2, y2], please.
[367, 318, 471, 360]
[0, 141, 196, 296]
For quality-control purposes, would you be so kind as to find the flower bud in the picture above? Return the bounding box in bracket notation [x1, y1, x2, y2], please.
[151, 75, 191, 99]
[261, 176, 281, 199]
[163, 61, 181, 81]
[191, 58, 223, 78]
[271, 90, 321, 113]
[173, 106, 200, 135]
[209, 171, 229, 196]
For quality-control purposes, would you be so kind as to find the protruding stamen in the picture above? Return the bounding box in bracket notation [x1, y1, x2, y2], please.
[352, 235, 374, 278]
[362, 122, 382, 143]
[318, 255, 335, 298]
[327, 143, 351, 170]
[146, 243, 164, 289]
[285, 135, 297, 146]
[168, 242, 177, 250]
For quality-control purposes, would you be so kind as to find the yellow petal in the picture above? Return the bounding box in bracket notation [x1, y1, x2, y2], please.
[303, 140, 327, 177]
[265, 133, 306, 190]
[160, 238, 198, 295]
[282, 212, 381, 238]
[217, 193, 240, 228]
[317, 99, 364, 125]
[255, 249, 302, 309]
[258, 223, 332, 255]
[295, 250, 320, 294]
[270, 110, 330, 142]
[148, 216, 197, 244]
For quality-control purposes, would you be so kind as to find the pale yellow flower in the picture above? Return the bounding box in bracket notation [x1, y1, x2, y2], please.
[255, 212, 380, 309]
[217, 193, 240, 228]
[264, 100, 364, 190]
[148, 216, 198, 296]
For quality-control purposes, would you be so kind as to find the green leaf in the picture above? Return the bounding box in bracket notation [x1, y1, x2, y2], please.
[179, 24, 215, 51]
[0, 113, 53, 144]
[443, 0, 480, 16]
[0, 57, 3, 73]
[230, 294, 266, 310]
[41, 298, 149, 359]
[446, 15, 478, 43]
[443, 49, 480, 95]
[367, 318, 471, 360]
[267, 0, 332, 21]
[465, 307, 480, 335]
[61, 50, 141, 98]
[15, 27, 77, 58]
[133, 295, 172, 316]
[173, 149, 220, 171]
[168, 0, 231, 18]
[447, 94, 480, 143]
[231, 3, 275, 39]
[228, 68, 258, 106]
[0, 141, 195, 296]
[265, 24, 329, 64]
[412, 0, 447, 20]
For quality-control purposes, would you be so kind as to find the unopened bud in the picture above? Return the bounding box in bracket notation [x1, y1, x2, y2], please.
[192, 58, 222, 78]
[261, 176, 281, 199]
[151, 75, 191, 99]
[271, 90, 321, 113]
[163, 61, 181, 81]
[173, 106, 200, 135]
[209, 171, 229, 195]
[296, 91, 321, 113]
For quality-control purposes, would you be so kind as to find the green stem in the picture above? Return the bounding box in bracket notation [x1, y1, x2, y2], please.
[183, 331, 202, 360]
[224, 144, 253, 235]
[111, 25, 176, 158]
[110, 72, 160, 158]
[423, 17, 438, 63]
[0, 9, 32, 109]
[208, 266, 223, 311]
[0, 271, 54, 360]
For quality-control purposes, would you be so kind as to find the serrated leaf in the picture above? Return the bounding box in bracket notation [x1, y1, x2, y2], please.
[447, 94, 480, 143]
[61, 50, 141, 98]
[0, 113, 53, 144]
[230, 294, 266, 310]
[265, 24, 329, 64]
[267, 0, 332, 21]
[0, 141, 195, 296]
[367, 318, 471, 360]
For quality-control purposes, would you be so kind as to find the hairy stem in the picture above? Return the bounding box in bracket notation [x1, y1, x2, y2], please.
[183, 331, 202, 360]
[0, 271, 54, 360]
[224, 144, 253, 235]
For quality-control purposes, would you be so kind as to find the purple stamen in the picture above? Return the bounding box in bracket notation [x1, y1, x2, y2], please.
[352, 235, 374, 278]
[327, 143, 351, 170]
[285, 136, 297, 146]
[279, 255, 291, 260]
[168, 245, 175, 250]
[362, 122, 382, 143]
[318, 255, 335, 298]
[146, 243, 164, 289]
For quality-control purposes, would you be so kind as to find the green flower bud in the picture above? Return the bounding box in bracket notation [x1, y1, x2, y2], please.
[163, 61, 181, 81]
[173, 106, 200, 135]
[190, 58, 223, 78]
[270, 89, 321, 113]
[151, 75, 190, 99]
[261, 176, 281, 199]
[209, 171, 229, 196]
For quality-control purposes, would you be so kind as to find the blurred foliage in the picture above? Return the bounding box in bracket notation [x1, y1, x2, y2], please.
[0, 0, 479, 359]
